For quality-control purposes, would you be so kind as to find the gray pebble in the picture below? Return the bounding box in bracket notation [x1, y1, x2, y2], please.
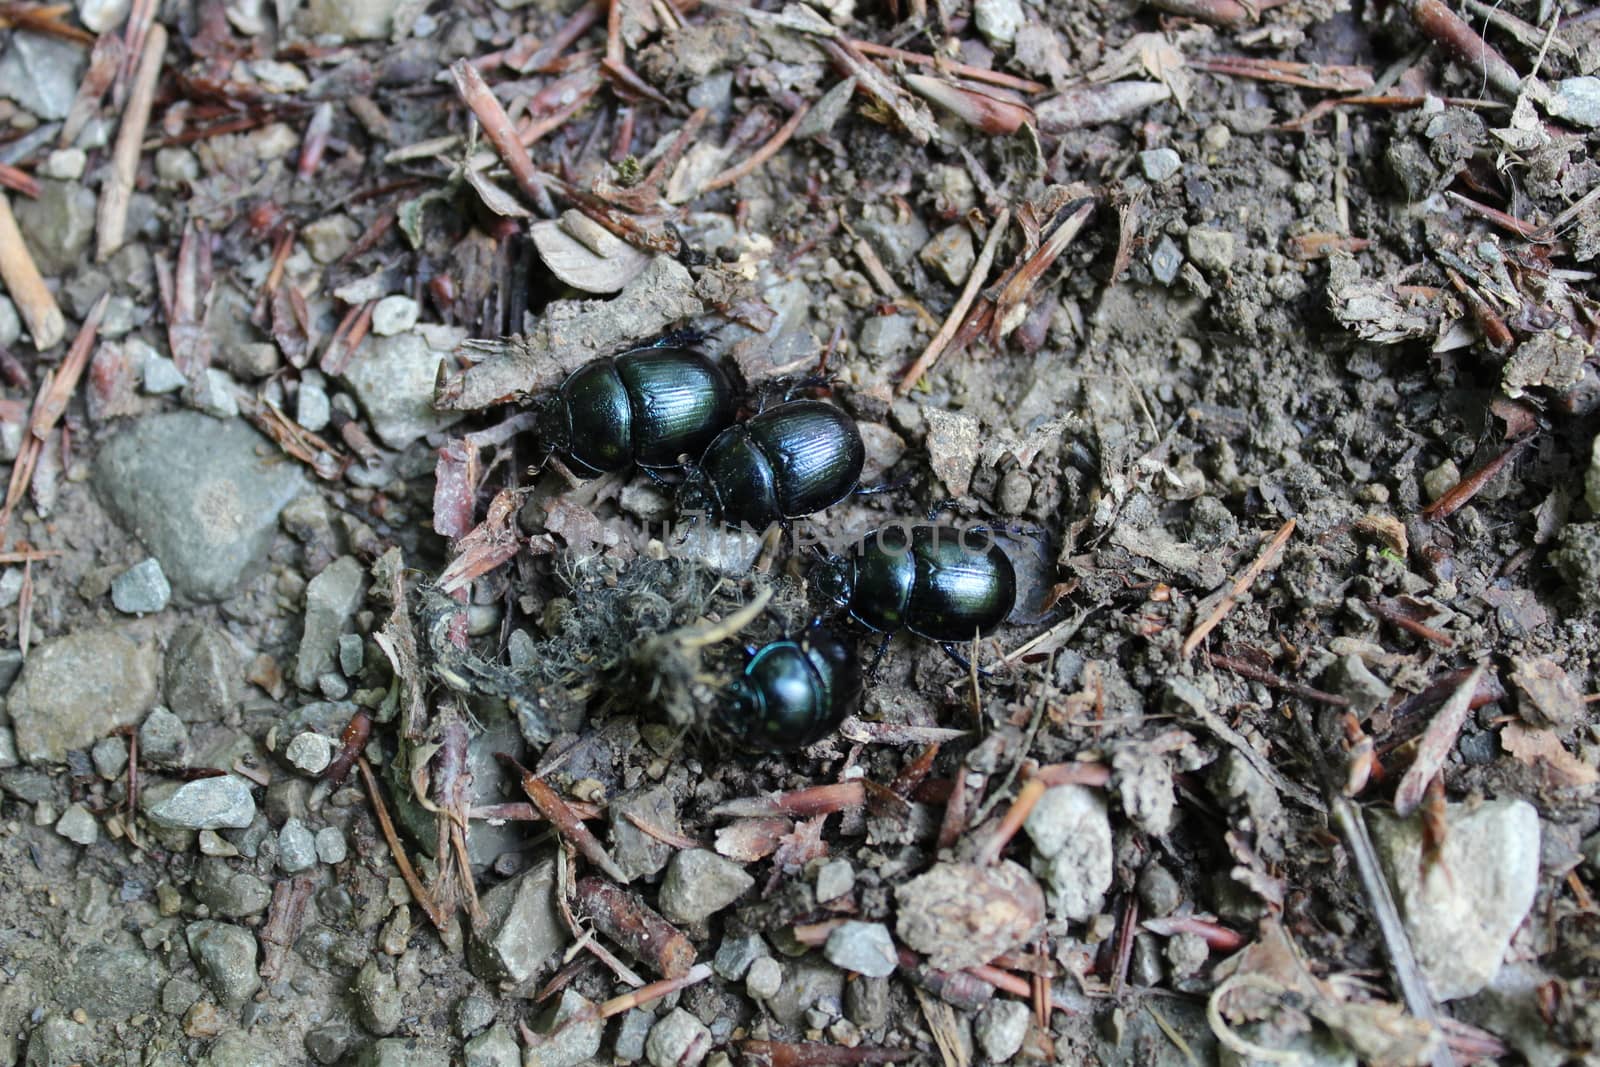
[315, 826, 347, 865]
[823, 921, 897, 978]
[975, 998, 1031, 1062]
[186, 921, 261, 1009]
[91, 736, 128, 779]
[278, 817, 318, 873]
[645, 1008, 712, 1067]
[1139, 147, 1182, 183]
[371, 295, 419, 336]
[285, 731, 333, 776]
[353, 960, 403, 1036]
[746, 956, 782, 999]
[1137, 862, 1182, 917]
[614, 1009, 654, 1062]
[54, 802, 99, 845]
[713, 931, 765, 981]
[815, 858, 854, 902]
[111, 558, 172, 615]
[454, 994, 495, 1038]
[138, 706, 188, 766]
[658, 849, 755, 924]
[463, 1024, 518, 1067]
[148, 775, 257, 830]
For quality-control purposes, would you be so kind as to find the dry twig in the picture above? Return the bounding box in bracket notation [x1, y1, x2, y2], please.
[1181, 518, 1296, 657]
[0, 193, 64, 349]
[97, 21, 166, 261]
[897, 208, 1010, 392]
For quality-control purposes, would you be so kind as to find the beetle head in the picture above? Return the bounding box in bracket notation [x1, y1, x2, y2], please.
[810, 554, 852, 609]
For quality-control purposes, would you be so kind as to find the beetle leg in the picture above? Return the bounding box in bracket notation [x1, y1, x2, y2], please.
[854, 471, 914, 497]
[866, 631, 893, 680]
[939, 642, 995, 678]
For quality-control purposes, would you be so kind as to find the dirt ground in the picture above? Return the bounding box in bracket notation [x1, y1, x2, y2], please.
[0, 0, 1597, 1064]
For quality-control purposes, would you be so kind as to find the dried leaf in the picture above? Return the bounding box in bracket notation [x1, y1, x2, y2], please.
[1509, 656, 1584, 729]
[1501, 723, 1599, 787]
[463, 167, 533, 219]
[715, 816, 791, 862]
[530, 209, 653, 294]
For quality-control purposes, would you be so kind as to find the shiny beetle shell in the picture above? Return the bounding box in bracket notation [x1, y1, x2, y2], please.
[679, 400, 865, 527]
[542, 346, 735, 477]
[720, 627, 862, 751]
[827, 524, 1017, 642]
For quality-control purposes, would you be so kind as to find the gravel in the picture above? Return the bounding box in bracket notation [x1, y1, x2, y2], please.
[823, 921, 897, 978]
[146, 775, 258, 830]
[110, 558, 171, 614]
[1025, 784, 1113, 921]
[645, 1008, 712, 1067]
[7, 628, 161, 764]
[658, 849, 756, 924]
[186, 921, 261, 1009]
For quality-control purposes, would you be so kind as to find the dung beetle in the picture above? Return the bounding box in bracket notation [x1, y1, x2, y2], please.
[717, 625, 862, 751]
[534, 344, 736, 477]
[815, 523, 1017, 671]
[677, 400, 865, 528]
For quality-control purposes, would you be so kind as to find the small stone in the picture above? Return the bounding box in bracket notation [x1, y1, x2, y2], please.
[192, 857, 271, 917]
[77, 0, 130, 32]
[1423, 459, 1460, 502]
[349, 1039, 450, 1067]
[608, 783, 680, 881]
[55, 802, 99, 845]
[658, 849, 756, 924]
[1370, 798, 1540, 1000]
[162, 975, 203, 1015]
[1320, 654, 1394, 716]
[455, 995, 496, 1039]
[1553, 522, 1600, 611]
[296, 377, 331, 433]
[1139, 147, 1182, 182]
[315, 826, 347, 865]
[301, 214, 359, 263]
[147, 775, 257, 830]
[614, 1009, 654, 1061]
[845, 974, 888, 1031]
[1185, 227, 1236, 273]
[183, 1000, 225, 1039]
[746, 956, 783, 999]
[186, 921, 261, 1009]
[140, 349, 188, 394]
[247, 59, 308, 93]
[823, 921, 897, 978]
[94, 413, 307, 601]
[7, 628, 161, 764]
[463, 1024, 518, 1067]
[371, 295, 419, 337]
[295, 556, 365, 690]
[466, 854, 567, 984]
[1137, 862, 1182, 917]
[895, 860, 1045, 971]
[40, 147, 86, 180]
[1150, 236, 1183, 285]
[1025, 784, 1113, 921]
[816, 858, 854, 902]
[1165, 931, 1209, 979]
[154, 146, 200, 185]
[713, 931, 765, 981]
[112, 558, 172, 614]
[286, 731, 334, 775]
[645, 1008, 712, 1067]
[138, 706, 188, 766]
[197, 829, 238, 857]
[91, 736, 128, 779]
[12, 179, 96, 275]
[338, 633, 364, 675]
[0, 32, 87, 121]
[197, 368, 241, 418]
[1548, 76, 1600, 128]
[976, 998, 1031, 1063]
[165, 625, 241, 722]
[354, 960, 404, 1036]
[857, 314, 916, 359]
[278, 817, 317, 873]
[973, 0, 1024, 47]
[919, 225, 975, 286]
[341, 329, 466, 449]
[524, 988, 603, 1067]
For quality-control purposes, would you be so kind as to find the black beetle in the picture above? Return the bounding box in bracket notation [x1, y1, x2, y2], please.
[676, 400, 865, 527]
[815, 523, 1017, 670]
[718, 625, 861, 751]
[534, 345, 736, 477]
